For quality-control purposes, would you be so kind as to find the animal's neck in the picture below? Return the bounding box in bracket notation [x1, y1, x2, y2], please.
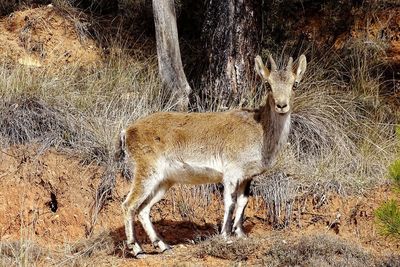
[259, 93, 291, 167]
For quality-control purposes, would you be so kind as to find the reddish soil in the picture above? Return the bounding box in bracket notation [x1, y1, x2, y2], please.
[0, 146, 399, 266]
[351, 9, 400, 64]
[0, 146, 100, 244]
[297, 6, 400, 64]
[0, 5, 101, 68]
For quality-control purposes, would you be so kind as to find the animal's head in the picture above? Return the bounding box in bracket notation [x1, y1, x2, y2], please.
[255, 54, 307, 114]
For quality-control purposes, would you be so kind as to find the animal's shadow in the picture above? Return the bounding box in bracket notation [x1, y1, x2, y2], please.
[108, 219, 255, 258]
[110, 219, 216, 257]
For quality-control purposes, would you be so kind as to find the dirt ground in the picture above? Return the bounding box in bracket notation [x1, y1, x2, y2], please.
[296, 6, 400, 65]
[0, 5, 101, 68]
[0, 146, 399, 266]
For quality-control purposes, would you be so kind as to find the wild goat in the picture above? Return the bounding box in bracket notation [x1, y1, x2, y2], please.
[118, 54, 307, 257]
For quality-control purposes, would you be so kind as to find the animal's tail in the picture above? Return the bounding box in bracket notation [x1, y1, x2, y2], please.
[114, 129, 132, 179]
[115, 129, 127, 163]
[91, 130, 128, 231]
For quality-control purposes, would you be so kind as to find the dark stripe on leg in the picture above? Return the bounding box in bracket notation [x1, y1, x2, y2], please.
[223, 202, 235, 234]
[244, 179, 252, 197]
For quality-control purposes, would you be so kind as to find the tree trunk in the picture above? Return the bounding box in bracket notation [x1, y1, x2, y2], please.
[201, 0, 261, 108]
[152, 0, 191, 111]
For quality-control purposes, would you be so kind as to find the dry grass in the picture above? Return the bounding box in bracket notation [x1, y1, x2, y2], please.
[0, 48, 175, 228]
[168, 184, 222, 223]
[0, 240, 46, 266]
[196, 236, 259, 261]
[264, 234, 374, 267]
[0, 230, 118, 266]
[4, 232, 399, 266]
[195, 233, 400, 266]
[0, 55, 169, 162]
[54, 230, 117, 266]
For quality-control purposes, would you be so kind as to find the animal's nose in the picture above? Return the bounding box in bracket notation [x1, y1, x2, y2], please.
[276, 103, 287, 109]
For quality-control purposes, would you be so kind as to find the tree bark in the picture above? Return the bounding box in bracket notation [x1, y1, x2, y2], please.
[201, 0, 261, 108]
[152, 0, 191, 111]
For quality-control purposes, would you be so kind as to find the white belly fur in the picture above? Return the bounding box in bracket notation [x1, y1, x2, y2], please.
[162, 158, 224, 185]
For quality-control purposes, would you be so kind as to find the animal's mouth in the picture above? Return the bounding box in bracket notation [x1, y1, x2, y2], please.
[275, 107, 290, 114]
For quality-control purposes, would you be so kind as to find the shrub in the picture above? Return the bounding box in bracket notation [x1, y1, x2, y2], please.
[196, 236, 259, 261]
[375, 126, 400, 238]
[375, 199, 400, 238]
[389, 159, 400, 187]
[0, 240, 46, 267]
[263, 234, 373, 267]
[389, 127, 400, 186]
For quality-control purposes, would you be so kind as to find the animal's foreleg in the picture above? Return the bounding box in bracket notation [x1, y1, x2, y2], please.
[221, 180, 237, 238]
[232, 180, 251, 237]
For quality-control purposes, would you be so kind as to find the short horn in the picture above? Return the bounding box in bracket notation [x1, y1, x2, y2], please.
[268, 54, 277, 71]
[286, 57, 293, 71]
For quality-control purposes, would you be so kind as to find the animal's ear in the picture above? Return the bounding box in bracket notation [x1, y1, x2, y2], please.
[295, 54, 307, 83]
[255, 55, 270, 80]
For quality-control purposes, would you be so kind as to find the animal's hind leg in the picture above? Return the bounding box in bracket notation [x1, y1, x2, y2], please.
[138, 181, 172, 253]
[122, 169, 155, 257]
[122, 192, 143, 256]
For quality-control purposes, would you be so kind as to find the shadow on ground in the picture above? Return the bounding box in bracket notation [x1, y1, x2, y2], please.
[109, 219, 218, 257]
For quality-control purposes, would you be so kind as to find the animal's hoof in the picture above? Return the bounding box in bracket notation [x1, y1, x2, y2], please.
[161, 247, 174, 255]
[158, 241, 172, 253]
[221, 233, 234, 244]
[135, 252, 147, 259]
[127, 242, 144, 258]
[234, 229, 247, 238]
[221, 232, 229, 240]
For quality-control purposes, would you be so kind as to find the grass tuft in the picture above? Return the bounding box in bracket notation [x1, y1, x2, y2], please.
[69, 230, 115, 257]
[196, 236, 259, 261]
[0, 240, 46, 267]
[263, 234, 373, 267]
[375, 199, 400, 238]
[0, 97, 83, 149]
[389, 159, 400, 186]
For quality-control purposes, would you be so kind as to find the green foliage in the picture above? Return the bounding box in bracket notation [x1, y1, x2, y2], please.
[396, 126, 400, 140]
[375, 199, 400, 238]
[389, 126, 400, 186]
[374, 126, 400, 239]
[373, 125, 400, 239]
[389, 159, 400, 187]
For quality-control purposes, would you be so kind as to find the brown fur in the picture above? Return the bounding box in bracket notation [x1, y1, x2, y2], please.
[125, 93, 289, 177]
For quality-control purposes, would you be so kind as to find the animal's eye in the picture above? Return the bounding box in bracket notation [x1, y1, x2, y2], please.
[294, 81, 299, 88]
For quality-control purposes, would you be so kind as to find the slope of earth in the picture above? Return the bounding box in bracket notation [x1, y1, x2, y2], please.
[0, 147, 399, 266]
[351, 8, 400, 64]
[0, 5, 101, 68]
[292, 4, 399, 65]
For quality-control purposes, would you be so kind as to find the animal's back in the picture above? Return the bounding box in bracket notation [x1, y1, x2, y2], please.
[126, 110, 261, 152]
